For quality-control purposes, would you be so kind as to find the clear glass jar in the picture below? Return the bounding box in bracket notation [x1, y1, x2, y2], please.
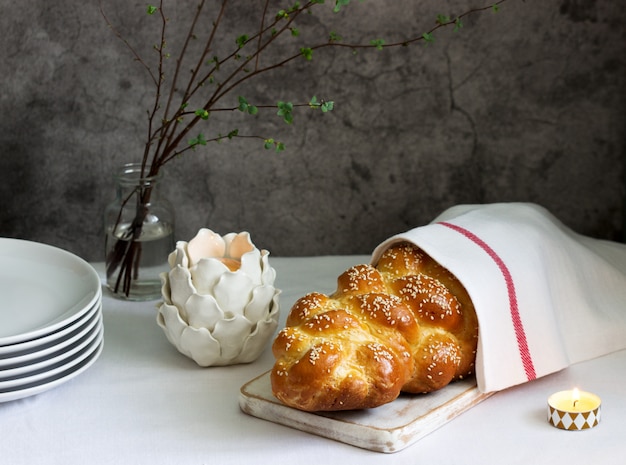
[104, 163, 175, 301]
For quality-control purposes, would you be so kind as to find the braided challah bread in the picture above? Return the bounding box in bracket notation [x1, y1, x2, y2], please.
[270, 242, 478, 411]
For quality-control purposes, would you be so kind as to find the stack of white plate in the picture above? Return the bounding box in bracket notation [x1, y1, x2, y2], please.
[0, 238, 103, 403]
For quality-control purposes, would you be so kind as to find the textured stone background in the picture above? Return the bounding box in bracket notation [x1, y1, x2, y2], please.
[1, 0, 624, 261]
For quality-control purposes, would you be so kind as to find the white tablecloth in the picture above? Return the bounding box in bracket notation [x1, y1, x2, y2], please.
[1, 257, 624, 464]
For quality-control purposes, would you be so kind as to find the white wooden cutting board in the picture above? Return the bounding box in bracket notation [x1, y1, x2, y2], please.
[239, 371, 494, 453]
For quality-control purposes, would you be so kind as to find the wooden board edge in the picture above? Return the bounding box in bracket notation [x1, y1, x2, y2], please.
[239, 371, 494, 453]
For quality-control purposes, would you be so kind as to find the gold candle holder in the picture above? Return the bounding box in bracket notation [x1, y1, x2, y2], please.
[548, 388, 601, 430]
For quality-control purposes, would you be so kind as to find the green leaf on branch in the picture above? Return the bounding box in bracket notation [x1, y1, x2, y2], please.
[194, 109, 209, 120]
[237, 96, 247, 111]
[277, 101, 294, 124]
[189, 133, 207, 147]
[236, 34, 249, 48]
[454, 17, 464, 32]
[309, 96, 334, 112]
[422, 32, 434, 45]
[492, 4, 500, 13]
[206, 56, 220, 71]
[237, 96, 258, 115]
[370, 39, 385, 50]
[146, 5, 158, 15]
[333, 0, 351, 13]
[264, 138, 286, 152]
[328, 31, 342, 42]
[436, 14, 451, 25]
[227, 129, 239, 139]
[300, 47, 313, 60]
[290, 27, 300, 37]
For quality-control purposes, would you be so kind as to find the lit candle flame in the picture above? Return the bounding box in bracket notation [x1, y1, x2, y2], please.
[572, 387, 580, 408]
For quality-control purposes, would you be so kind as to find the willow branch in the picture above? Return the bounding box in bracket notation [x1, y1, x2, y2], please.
[157, 0, 230, 167]
[154, 0, 208, 166]
[155, 3, 303, 160]
[255, 0, 271, 71]
[99, 2, 158, 87]
[144, 0, 169, 175]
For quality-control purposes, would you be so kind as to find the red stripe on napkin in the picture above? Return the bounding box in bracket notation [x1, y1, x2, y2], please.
[438, 221, 537, 381]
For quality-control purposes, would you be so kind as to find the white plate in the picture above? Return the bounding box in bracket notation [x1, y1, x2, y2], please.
[0, 337, 103, 403]
[0, 299, 101, 364]
[0, 309, 101, 377]
[0, 238, 101, 345]
[0, 322, 103, 389]
[0, 323, 103, 394]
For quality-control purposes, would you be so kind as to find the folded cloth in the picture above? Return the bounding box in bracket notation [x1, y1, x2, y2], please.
[371, 203, 626, 393]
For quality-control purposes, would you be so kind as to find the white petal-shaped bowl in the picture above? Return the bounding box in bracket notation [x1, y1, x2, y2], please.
[185, 293, 224, 330]
[156, 294, 279, 366]
[225, 232, 255, 259]
[157, 229, 280, 366]
[212, 272, 254, 315]
[190, 258, 231, 294]
[187, 229, 226, 266]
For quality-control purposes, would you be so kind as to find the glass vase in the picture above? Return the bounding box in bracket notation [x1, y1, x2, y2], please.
[104, 163, 175, 301]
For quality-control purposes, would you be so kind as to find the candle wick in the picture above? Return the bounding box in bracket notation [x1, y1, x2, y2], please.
[573, 399, 578, 408]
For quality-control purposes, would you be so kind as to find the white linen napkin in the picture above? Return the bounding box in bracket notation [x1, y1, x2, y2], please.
[371, 203, 626, 393]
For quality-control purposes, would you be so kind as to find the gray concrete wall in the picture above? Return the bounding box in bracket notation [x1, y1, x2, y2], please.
[1, 0, 624, 261]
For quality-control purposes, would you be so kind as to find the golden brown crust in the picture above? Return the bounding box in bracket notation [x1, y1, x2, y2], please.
[271, 242, 478, 411]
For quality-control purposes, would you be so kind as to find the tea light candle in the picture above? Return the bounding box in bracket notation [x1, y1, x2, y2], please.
[548, 388, 601, 430]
